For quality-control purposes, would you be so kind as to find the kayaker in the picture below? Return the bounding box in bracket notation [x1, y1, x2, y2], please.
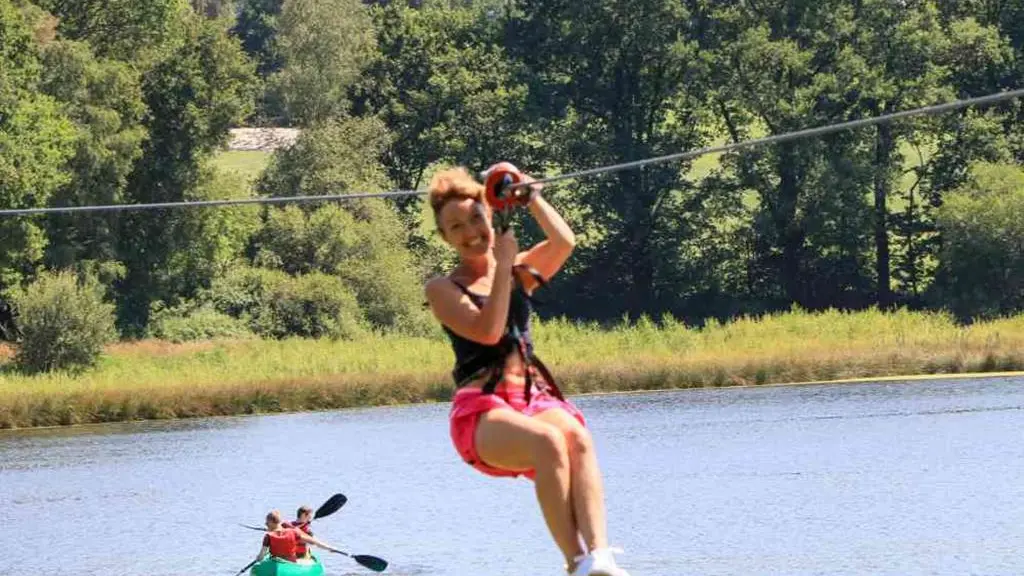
[282, 505, 315, 559]
[254, 510, 343, 564]
[423, 165, 630, 576]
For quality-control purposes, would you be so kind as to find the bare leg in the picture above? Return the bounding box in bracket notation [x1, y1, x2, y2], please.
[474, 408, 585, 566]
[533, 408, 609, 552]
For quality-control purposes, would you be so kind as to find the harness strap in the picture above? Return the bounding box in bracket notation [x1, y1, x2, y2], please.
[448, 263, 561, 401]
[514, 263, 548, 305]
[472, 346, 564, 402]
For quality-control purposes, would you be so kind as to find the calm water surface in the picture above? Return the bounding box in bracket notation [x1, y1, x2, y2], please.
[2, 376, 1023, 576]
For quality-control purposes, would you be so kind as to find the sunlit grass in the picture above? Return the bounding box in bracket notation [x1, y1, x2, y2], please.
[211, 150, 273, 185]
[1, 308, 1022, 429]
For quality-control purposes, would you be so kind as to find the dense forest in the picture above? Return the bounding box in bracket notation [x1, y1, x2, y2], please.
[1, 0, 1022, 364]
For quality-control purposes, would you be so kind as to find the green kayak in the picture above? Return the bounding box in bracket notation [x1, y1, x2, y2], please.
[250, 554, 324, 576]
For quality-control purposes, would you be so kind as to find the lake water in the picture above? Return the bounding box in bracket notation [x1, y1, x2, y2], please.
[2, 376, 1023, 576]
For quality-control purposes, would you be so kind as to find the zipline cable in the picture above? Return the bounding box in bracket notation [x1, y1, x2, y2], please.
[513, 87, 1024, 190]
[1, 87, 1021, 217]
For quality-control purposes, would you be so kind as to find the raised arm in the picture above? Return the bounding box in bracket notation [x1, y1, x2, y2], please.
[514, 176, 576, 290]
[425, 229, 519, 345]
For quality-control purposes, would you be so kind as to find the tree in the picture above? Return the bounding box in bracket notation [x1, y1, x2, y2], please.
[354, 0, 534, 194]
[923, 11, 1018, 195]
[117, 12, 256, 332]
[846, 1, 954, 308]
[351, 1, 535, 280]
[693, 0, 1012, 313]
[191, 0, 234, 18]
[698, 1, 885, 310]
[160, 167, 262, 305]
[268, 0, 377, 125]
[254, 118, 434, 333]
[34, 0, 188, 62]
[231, 0, 283, 77]
[0, 1, 76, 294]
[506, 0, 714, 320]
[895, 15, 1014, 301]
[38, 39, 147, 271]
[257, 115, 392, 199]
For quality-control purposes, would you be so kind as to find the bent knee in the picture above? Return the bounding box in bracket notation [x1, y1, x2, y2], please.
[531, 425, 570, 469]
[564, 425, 594, 458]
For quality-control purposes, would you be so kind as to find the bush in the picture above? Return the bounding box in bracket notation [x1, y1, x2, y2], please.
[204, 265, 366, 339]
[933, 162, 1024, 320]
[9, 270, 118, 374]
[148, 303, 255, 343]
[251, 204, 435, 334]
[257, 272, 366, 339]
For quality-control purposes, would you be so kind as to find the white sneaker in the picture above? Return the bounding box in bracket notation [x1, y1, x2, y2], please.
[569, 547, 630, 576]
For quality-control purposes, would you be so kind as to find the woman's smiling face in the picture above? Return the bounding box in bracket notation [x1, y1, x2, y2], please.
[438, 197, 493, 259]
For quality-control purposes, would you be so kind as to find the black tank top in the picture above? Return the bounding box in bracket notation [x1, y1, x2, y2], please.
[437, 265, 567, 402]
[442, 270, 535, 385]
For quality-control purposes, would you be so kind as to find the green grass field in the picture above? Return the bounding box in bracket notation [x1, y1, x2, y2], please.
[212, 150, 273, 185]
[1, 308, 1021, 429]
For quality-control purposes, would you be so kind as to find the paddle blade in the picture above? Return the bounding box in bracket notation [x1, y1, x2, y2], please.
[314, 493, 347, 519]
[239, 523, 266, 532]
[353, 554, 388, 572]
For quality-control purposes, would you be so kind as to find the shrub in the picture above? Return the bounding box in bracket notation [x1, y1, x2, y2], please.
[9, 269, 117, 374]
[148, 302, 255, 342]
[205, 265, 366, 339]
[252, 204, 434, 334]
[933, 162, 1024, 320]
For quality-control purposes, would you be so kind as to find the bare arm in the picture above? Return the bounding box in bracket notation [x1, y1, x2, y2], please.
[254, 545, 268, 563]
[515, 178, 576, 290]
[425, 231, 518, 345]
[297, 531, 342, 554]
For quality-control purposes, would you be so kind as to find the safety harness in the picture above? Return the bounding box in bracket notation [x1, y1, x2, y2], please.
[449, 264, 565, 404]
[447, 162, 566, 403]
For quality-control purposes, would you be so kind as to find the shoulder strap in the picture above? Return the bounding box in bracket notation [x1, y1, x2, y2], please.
[449, 278, 489, 308]
[448, 278, 475, 297]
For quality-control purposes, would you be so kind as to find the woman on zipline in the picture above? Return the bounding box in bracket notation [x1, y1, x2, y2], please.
[423, 164, 630, 576]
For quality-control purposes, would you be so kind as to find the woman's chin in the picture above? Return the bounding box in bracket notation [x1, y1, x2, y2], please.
[459, 245, 490, 259]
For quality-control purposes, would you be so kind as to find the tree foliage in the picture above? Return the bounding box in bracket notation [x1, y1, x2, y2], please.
[932, 162, 1024, 320]
[10, 268, 117, 374]
[1, 0, 1023, 361]
[267, 0, 376, 125]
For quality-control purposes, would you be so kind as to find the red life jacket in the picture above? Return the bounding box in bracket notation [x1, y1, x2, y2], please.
[282, 521, 313, 556]
[262, 529, 299, 561]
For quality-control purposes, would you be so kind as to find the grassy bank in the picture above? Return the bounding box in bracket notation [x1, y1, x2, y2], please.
[1, 308, 1023, 429]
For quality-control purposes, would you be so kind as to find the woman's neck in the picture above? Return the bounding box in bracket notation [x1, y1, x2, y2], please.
[458, 253, 495, 279]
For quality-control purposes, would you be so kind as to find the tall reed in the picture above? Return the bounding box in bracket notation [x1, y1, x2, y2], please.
[2, 308, 1021, 429]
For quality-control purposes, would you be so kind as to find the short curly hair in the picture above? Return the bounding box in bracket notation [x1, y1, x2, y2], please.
[428, 167, 488, 230]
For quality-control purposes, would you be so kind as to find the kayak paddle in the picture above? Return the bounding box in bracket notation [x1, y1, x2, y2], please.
[239, 493, 348, 532]
[313, 493, 347, 520]
[234, 558, 258, 576]
[332, 550, 389, 572]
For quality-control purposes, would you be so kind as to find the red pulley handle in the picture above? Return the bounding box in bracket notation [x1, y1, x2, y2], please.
[483, 162, 526, 212]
